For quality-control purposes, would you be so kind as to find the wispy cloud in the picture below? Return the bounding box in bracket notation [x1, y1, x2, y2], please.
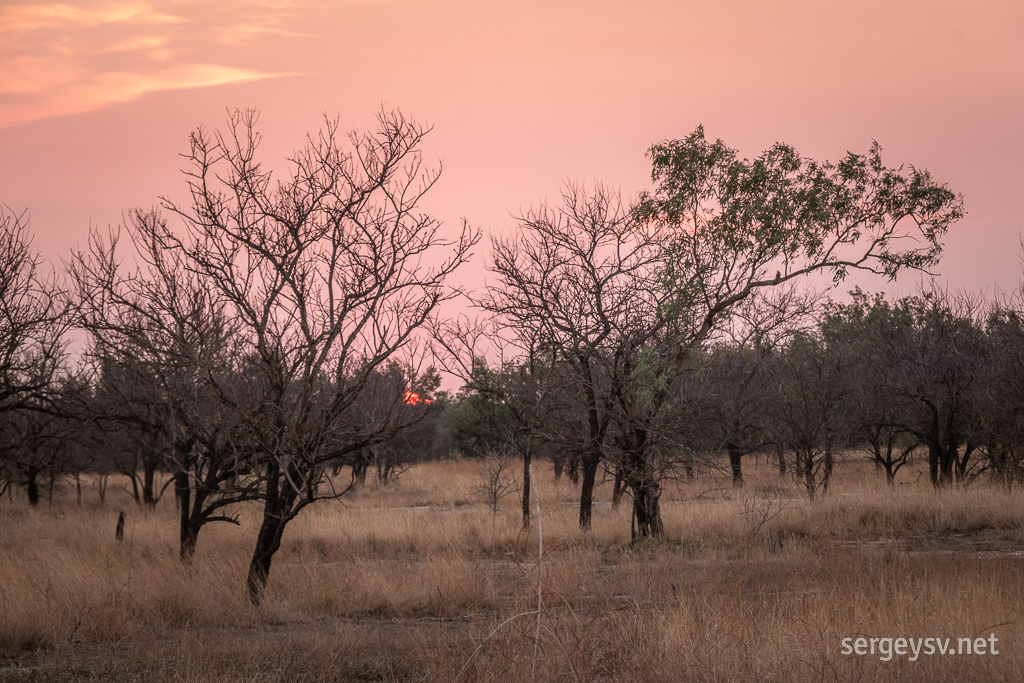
[99, 35, 171, 53]
[0, 64, 290, 129]
[0, 3, 185, 32]
[0, 1, 303, 128]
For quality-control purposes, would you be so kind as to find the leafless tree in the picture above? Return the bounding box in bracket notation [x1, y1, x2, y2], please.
[979, 291, 1024, 486]
[827, 287, 988, 487]
[0, 208, 72, 502]
[482, 183, 667, 533]
[431, 316, 560, 530]
[765, 331, 853, 499]
[474, 449, 518, 514]
[70, 212, 263, 558]
[154, 109, 477, 602]
[0, 208, 70, 415]
[703, 284, 825, 486]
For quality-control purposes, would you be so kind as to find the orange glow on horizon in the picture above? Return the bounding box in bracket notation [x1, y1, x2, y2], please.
[403, 392, 431, 406]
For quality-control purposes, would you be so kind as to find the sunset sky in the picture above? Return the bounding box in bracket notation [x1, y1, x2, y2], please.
[1, 0, 1022, 295]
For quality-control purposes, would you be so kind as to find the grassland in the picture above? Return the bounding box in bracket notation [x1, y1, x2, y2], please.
[1, 457, 1022, 681]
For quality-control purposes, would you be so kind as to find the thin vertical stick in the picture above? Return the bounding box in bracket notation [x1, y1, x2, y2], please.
[531, 463, 543, 679]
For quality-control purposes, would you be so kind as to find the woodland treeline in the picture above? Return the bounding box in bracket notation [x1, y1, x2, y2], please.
[7, 108, 1016, 604]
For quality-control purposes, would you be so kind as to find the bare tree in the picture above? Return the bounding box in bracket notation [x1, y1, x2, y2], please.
[0, 208, 72, 504]
[431, 316, 559, 530]
[482, 183, 666, 532]
[765, 331, 852, 499]
[474, 449, 518, 514]
[0, 208, 70, 415]
[156, 109, 477, 602]
[704, 284, 825, 487]
[978, 291, 1024, 486]
[70, 212, 264, 559]
[822, 290, 916, 484]
[828, 287, 988, 487]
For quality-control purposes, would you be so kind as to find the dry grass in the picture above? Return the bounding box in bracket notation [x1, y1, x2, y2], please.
[1, 456, 1022, 681]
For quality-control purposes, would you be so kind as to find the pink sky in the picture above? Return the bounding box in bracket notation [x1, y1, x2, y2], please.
[1, 0, 1022, 296]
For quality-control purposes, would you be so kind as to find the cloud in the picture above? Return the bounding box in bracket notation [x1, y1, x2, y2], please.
[0, 64, 291, 129]
[0, 1, 303, 129]
[0, 3, 185, 32]
[0, 57, 86, 95]
[100, 35, 171, 53]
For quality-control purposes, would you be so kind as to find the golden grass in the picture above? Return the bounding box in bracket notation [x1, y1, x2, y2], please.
[1, 457, 1022, 681]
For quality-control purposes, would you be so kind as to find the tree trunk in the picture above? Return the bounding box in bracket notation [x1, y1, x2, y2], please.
[940, 449, 956, 484]
[351, 451, 369, 487]
[799, 451, 816, 500]
[821, 448, 834, 496]
[247, 509, 288, 605]
[174, 470, 187, 511]
[578, 450, 601, 530]
[520, 432, 533, 531]
[776, 443, 787, 476]
[181, 519, 200, 562]
[142, 459, 158, 507]
[727, 442, 743, 487]
[955, 445, 974, 483]
[246, 459, 300, 605]
[611, 466, 625, 509]
[26, 465, 39, 506]
[97, 473, 108, 504]
[683, 452, 695, 481]
[566, 452, 580, 485]
[176, 471, 196, 562]
[630, 457, 663, 542]
[623, 429, 662, 541]
[928, 442, 941, 486]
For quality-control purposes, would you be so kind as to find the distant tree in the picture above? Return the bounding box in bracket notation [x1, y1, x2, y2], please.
[703, 284, 824, 486]
[0, 402, 65, 505]
[447, 360, 519, 459]
[342, 360, 442, 486]
[431, 317, 560, 530]
[822, 290, 916, 483]
[980, 297, 1024, 485]
[828, 288, 988, 487]
[766, 331, 853, 499]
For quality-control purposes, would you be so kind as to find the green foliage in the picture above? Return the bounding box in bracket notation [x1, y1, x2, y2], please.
[447, 359, 517, 458]
[636, 127, 964, 330]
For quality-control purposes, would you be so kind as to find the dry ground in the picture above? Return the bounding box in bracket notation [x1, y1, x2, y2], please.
[1, 456, 1022, 681]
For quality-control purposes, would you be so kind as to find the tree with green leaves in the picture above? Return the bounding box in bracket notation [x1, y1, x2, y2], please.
[617, 127, 963, 535]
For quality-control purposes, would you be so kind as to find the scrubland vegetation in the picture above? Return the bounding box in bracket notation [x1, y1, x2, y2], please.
[2, 458, 1022, 681]
[4, 111, 1020, 680]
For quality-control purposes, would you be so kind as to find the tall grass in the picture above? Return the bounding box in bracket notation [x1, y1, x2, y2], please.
[1, 458, 1021, 680]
